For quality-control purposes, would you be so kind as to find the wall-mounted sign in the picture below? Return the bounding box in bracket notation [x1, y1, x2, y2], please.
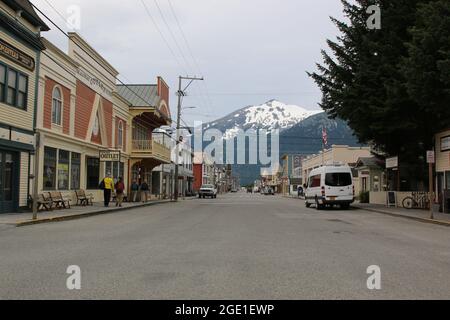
[386, 156, 398, 169]
[0, 39, 35, 71]
[293, 155, 303, 169]
[77, 68, 113, 98]
[427, 151, 435, 164]
[99, 150, 121, 162]
[441, 136, 450, 152]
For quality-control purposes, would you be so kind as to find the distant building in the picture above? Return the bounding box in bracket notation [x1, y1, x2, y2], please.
[260, 166, 281, 193]
[435, 129, 450, 213]
[354, 156, 386, 193]
[193, 152, 215, 191]
[280, 154, 304, 195]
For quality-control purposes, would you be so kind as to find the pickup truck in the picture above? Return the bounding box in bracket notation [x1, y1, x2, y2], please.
[198, 184, 218, 199]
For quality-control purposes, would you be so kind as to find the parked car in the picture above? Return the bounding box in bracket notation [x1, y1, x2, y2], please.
[231, 188, 238, 193]
[304, 165, 355, 210]
[264, 187, 275, 195]
[198, 184, 218, 198]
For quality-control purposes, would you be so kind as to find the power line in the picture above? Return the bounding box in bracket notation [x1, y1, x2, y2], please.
[166, 0, 215, 116]
[139, 0, 188, 76]
[31, 1, 171, 123]
[139, 0, 208, 126]
[153, 0, 194, 73]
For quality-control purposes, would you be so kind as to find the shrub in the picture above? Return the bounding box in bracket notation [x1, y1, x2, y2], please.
[359, 191, 370, 203]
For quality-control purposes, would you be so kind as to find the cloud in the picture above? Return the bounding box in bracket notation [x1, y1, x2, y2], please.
[31, 0, 345, 125]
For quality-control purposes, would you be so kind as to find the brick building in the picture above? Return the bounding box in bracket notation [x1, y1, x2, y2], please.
[36, 33, 171, 203]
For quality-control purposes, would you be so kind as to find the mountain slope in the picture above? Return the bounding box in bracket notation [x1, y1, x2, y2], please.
[233, 112, 363, 185]
[204, 99, 321, 138]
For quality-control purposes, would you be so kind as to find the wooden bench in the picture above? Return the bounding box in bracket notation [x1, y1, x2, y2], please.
[75, 189, 94, 206]
[28, 194, 53, 211]
[48, 191, 71, 209]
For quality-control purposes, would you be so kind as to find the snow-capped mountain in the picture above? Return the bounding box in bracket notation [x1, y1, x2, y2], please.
[204, 100, 321, 138]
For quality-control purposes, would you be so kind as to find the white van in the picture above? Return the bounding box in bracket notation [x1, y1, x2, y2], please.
[305, 165, 355, 210]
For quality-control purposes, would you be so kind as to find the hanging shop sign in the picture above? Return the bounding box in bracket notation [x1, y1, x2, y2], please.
[386, 156, 398, 169]
[99, 150, 121, 162]
[0, 39, 35, 71]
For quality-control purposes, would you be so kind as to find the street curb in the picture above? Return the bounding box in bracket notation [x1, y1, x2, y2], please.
[354, 205, 450, 227]
[15, 200, 172, 227]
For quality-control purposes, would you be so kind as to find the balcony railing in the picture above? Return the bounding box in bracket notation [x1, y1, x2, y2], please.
[131, 139, 171, 163]
[132, 139, 153, 151]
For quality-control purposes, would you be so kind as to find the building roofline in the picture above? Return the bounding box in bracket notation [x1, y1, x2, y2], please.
[41, 37, 79, 67]
[68, 32, 119, 77]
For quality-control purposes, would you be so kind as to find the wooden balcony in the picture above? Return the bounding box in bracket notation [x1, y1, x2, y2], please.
[131, 139, 171, 164]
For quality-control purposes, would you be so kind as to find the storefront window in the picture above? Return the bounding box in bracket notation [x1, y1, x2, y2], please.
[446, 172, 450, 190]
[86, 157, 100, 189]
[43, 147, 57, 190]
[57, 150, 70, 190]
[70, 153, 80, 190]
[0, 64, 5, 102]
[105, 161, 112, 176]
[106, 161, 125, 183]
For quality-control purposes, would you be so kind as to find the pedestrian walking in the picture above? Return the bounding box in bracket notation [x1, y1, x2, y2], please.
[140, 180, 149, 203]
[130, 180, 139, 202]
[115, 177, 125, 207]
[100, 172, 114, 207]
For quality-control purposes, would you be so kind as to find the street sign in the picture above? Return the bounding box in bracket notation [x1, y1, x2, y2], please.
[427, 151, 435, 164]
[386, 156, 398, 169]
[99, 150, 121, 162]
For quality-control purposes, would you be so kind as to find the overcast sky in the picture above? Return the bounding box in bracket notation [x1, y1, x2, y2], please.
[31, 0, 345, 125]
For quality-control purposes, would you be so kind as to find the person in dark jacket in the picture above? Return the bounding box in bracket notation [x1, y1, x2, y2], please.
[140, 180, 149, 203]
[130, 180, 139, 202]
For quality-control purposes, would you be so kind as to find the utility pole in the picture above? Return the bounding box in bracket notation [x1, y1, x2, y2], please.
[174, 75, 203, 201]
[427, 150, 435, 219]
[32, 132, 40, 220]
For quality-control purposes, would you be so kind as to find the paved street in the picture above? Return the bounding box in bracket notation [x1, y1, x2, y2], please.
[1, 193, 450, 300]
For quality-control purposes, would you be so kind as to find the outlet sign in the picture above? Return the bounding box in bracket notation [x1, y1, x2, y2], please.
[99, 150, 121, 162]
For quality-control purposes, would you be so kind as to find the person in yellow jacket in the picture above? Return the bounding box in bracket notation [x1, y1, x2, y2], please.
[101, 172, 114, 207]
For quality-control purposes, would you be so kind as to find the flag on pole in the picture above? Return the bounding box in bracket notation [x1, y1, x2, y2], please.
[322, 126, 328, 147]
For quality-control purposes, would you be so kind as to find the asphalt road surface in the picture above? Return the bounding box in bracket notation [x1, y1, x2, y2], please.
[1, 193, 450, 299]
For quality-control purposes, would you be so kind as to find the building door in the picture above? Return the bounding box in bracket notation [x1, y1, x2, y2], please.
[0, 151, 19, 213]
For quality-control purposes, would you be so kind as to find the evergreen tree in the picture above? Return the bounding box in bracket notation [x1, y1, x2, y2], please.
[402, 0, 450, 139]
[309, 0, 435, 186]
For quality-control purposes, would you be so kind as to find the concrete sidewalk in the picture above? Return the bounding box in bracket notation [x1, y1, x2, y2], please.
[354, 203, 450, 227]
[0, 199, 174, 227]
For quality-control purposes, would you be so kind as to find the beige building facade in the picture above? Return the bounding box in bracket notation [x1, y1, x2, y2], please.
[0, 0, 48, 213]
[435, 129, 450, 212]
